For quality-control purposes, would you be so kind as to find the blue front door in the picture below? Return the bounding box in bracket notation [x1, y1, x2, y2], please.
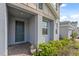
[15, 21, 24, 42]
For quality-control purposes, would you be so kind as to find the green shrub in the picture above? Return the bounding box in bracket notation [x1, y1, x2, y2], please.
[49, 40, 63, 48]
[33, 43, 54, 56]
[33, 38, 71, 56]
[59, 38, 72, 55]
[71, 32, 78, 41]
[48, 40, 62, 55]
[60, 39, 70, 47]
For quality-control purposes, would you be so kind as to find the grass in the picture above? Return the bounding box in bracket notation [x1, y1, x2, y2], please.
[74, 41, 79, 49]
[69, 40, 79, 56]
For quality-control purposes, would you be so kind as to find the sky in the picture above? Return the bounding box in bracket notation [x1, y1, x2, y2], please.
[60, 3, 79, 27]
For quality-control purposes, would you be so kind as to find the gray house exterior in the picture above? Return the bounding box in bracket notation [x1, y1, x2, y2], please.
[0, 3, 60, 55]
[59, 21, 77, 39]
[76, 27, 79, 38]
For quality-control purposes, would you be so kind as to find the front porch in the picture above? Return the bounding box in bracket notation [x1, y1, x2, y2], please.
[8, 43, 32, 56]
[7, 5, 55, 55]
[7, 5, 37, 45]
[7, 5, 38, 55]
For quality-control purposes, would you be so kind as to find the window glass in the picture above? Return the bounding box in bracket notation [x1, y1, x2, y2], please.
[42, 28, 48, 35]
[56, 3, 58, 11]
[53, 3, 56, 8]
[56, 23, 58, 34]
[42, 20, 48, 35]
[39, 3, 43, 9]
[56, 23, 58, 28]
[56, 29, 58, 34]
[42, 21, 48, 28]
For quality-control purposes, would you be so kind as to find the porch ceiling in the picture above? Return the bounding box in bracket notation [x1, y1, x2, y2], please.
[8, 6, 34, 19]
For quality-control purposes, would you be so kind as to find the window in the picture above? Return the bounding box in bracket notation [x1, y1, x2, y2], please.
[56, 23, 58, 28]
[42, 20, 48, 35]
[56, 3, 58, 11]
[39, 3, 43, 9]
[42, 28, 48, 35]
[56, 23, 58, 34]
[56, 29, 58, 34]
[53, 3, 56, 8]
[53, 3, 58, 11]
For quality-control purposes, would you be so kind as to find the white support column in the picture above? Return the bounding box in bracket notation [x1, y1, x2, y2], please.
[53, 19, 59, 40]
[50, 21, 54, 40]
[53, 20, 56, 40]
[0, 3, 8, 55]
[35, 15, 44, 47]
[57, 19, 59, 40]
[34, 15, 39, 47]
[37, 15, 43, 44]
